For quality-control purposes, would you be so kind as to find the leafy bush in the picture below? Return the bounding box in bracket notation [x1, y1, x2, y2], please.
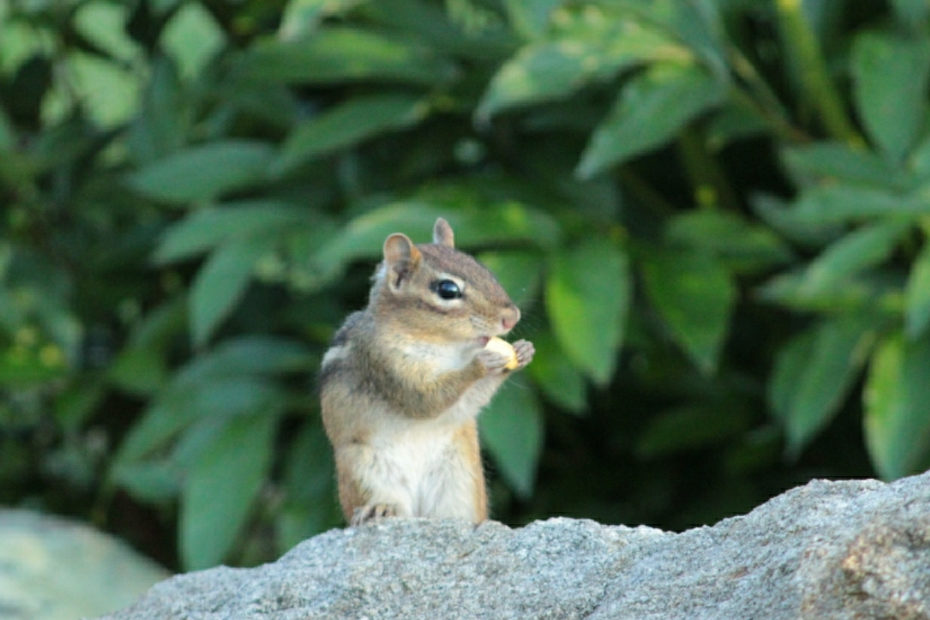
[2, 0, 929, 571]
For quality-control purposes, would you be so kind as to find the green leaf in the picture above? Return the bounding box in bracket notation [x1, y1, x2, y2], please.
[160, 1, 226, 80]
[864, 331, 930, 479]
[108, 347, 170, 396]
[282, 421, 335, 509]
[757, 270, 895, 314]
[752, 194, 838, 247]
[172, 416, 228, 469]
[73, 1, 139, 64]
[526, 331, 587, 414]
[54, 382, 105, 432]
[278, 422, 338, 549]
[126, 58, 189, 165]
[626, 0, 727, 76]
[769, 316, 876, 457]
[892, 0, 930, 28]
[180, 413, 277, 570]
[502, 0, 563, 39]
[114, 376, 286, 464]
[127, 140, 274, 204]
[54, 52, 140, 127]
[114, 399, 190, 466]
[910, 133, 930, 181]
[475, 250, 542, 310]
[851, 31, 930, 163]
[665, 209, 792, 274]
[785, 185, 930, 227]
[477, 19, 683, 119]
[278, 0, 332, 39]
[108, 298, 186, 395]
[781, 142, 904, 188]
[905, 243, 930, 339]
[235, 27, 458, 86]
[115, 335, 309, 457]
[359, 0, 511, 59]
[177, 378, 286, 419]
[641, 248, 735, 374]
[274, 93, 427, 175]
[635, 404, 751, 458]
[180, 336, 314, 380]
[154, 202, 315, 264]
[577, 61, 725, 178]
[190, 236, 273, 347]
[705, 102, 769, 149]
[793, 219, 910, 298]
[545, 238, 630, 384]
[479, 382, 544, 498]
[112, 460, 181, 504]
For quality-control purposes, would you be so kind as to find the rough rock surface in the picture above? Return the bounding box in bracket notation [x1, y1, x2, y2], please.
[0, 509, 168, 619]
[109, 471, 930, 619]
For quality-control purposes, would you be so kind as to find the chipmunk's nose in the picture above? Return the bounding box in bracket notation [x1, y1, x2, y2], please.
[501, 305, 520, 331]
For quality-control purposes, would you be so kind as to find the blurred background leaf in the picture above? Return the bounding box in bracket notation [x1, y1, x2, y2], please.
[768, 316, 876, 458]
[864, 332, 930, 480]
[851, 31, 930, 164]
[577, 60, 725, 178]
[479, 382, 544, 499]
[545, 237, 630, 385]
[127, 141, 275, 203]
[641, 247, 735, 374]
[180, 412, 277, 570]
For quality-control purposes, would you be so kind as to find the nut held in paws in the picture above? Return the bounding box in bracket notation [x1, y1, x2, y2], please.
[486, 337, 519, 370]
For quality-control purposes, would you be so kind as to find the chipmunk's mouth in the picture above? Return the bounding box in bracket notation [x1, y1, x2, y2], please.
[477, 336, 491, 347]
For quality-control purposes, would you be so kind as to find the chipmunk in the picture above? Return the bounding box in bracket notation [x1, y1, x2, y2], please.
[319, 217, 534, 525]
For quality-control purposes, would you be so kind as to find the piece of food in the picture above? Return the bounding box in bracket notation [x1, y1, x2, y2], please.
[486, 337, 519, 370]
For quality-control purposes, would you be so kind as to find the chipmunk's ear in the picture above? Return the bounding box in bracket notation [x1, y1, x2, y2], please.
[432, 218, 455, 248]
[383, 233, 421, 290]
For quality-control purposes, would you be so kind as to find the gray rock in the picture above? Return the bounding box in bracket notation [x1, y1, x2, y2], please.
[107, 471, 930, 619]
[0, 509, 168, 619]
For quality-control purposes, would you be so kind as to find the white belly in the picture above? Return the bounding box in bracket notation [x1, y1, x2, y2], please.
[366, 422, 476, 519]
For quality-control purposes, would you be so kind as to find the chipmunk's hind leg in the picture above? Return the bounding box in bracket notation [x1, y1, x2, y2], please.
[336, 443, 413, 526]
[350, 502, 399, 525]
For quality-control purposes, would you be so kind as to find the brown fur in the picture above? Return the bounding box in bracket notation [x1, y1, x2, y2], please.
[453, 420, 488, 520]
[320, 218, 533, 525]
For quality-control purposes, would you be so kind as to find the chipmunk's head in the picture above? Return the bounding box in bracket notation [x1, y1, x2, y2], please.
[371, 217, 520, 346]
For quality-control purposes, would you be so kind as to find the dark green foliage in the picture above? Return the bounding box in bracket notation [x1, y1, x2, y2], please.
[2, 0, 929, 571]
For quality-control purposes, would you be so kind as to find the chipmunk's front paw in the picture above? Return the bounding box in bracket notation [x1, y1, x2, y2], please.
[350, 503, 399, 526]
[476, 345, 514, 374]
[511, 339, 535, 370]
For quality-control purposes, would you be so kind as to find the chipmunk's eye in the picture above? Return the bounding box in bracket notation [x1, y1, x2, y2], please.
[435, 279, 463, 300]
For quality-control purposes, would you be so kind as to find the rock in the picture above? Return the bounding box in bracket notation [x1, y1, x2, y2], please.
[107, 471, 930, 619]
[0, 509, 168, 620]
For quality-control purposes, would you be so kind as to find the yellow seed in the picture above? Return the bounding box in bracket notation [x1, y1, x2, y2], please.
[486, 337, 519, 370]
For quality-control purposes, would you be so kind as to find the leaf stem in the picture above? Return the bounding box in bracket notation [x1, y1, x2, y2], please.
[775, 0, 863, 145]
[677, 127, 740, 211]
[726, 49, 810, 143]
[617, 167, 676, 218]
